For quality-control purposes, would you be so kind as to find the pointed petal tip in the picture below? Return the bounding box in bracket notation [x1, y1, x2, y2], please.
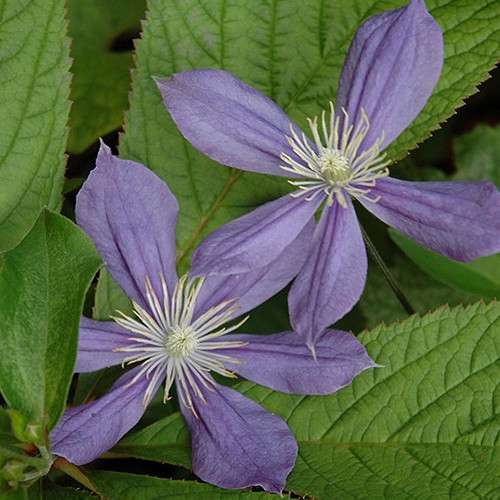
[155, 68, 300, 177]
[96, 139, 111, 158]
[410, 0, 428, 10]
[337, 0, 443, 150]
[225, 330, 376, 396]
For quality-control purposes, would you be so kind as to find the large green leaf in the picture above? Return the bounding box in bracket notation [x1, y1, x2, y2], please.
[0, 210, 101, 434]
[88, 470, 273, 500]
[0, 0, 70, 252]
[66, 0, 146, 153]
[120, 0, 500, 269]
[112, 301, 500, 498]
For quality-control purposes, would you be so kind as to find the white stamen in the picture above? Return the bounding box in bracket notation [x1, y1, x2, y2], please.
[280, 102, 390, 207]
[113, 273, 247, 414]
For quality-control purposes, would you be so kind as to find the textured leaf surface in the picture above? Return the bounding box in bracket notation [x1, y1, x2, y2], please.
[27, 481, 95, 500]
[0, 210, 101, 433]
[66, 0, 146, 153]
[88, 470, 274, 499]
[113, 302, 500, 498]
[120, 0, 500, 270]
[0, 0, 70, 252]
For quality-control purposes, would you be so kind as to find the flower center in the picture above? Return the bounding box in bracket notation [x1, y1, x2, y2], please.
[318, 148, 352, 185]
[165, 326, 198, 358]
[279, 102, 390, 208]
[112, 274, 248, 413]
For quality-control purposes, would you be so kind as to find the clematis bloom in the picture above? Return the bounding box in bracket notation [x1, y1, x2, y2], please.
[50, 144, 375, 493]
[156, 0, 500, 350]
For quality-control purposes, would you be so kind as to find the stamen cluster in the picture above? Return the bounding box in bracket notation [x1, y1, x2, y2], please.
[113, 274, 247, 413]
[280, 103, 390, 207]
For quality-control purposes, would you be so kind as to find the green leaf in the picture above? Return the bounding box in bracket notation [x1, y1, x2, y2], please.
[120, 0, 500, 270]
[28, 480, 95, 500]
[0, 408, 16, 448]
[0, 210, 101, 434]
[66, 0, 146, 153]
[113, 301, 500, 498]
[0, 0, 71, 252]
[390, 229, 500, 300]
[93, 268, 133, 321]
[453, 123, 500, 187]
[88, 470, 274, 499]
[112, 412, 190, 466]
[1, 488, 28, 500]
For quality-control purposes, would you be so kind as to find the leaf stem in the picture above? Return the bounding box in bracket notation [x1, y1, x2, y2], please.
[52, 457, 101, 495]
[361, 226, 415, 316]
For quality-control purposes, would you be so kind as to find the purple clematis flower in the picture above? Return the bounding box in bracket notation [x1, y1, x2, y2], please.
[50, 144, 375, 493]
[156, 0, 500, 350]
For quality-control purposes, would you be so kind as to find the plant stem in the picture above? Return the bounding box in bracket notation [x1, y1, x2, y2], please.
[361, 226, 415, 316]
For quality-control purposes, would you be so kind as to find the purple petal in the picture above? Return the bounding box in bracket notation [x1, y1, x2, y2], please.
[220, 330, 376, 394]
[181, 382, 297, 493]
[360, 177, 500, 261]
[75, 317, 132, 373]
[336, 0, 443, 150]
[76, 143, 179, 308]
[289, 199, 367, 348]
[51, 367, 155, 465]
[194, 220, 314, 317]
[191, 193, 322, 276]
[156, 69, 300, 177]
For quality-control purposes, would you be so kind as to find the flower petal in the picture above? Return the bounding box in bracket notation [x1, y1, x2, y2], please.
[194, 220, 314, 317]
[289, 199, 367, 348]
[336, 0, 443, 150]
[360, 177, 500, 262]
[76, 143, 179, 308]
[181, 383, 297, 493]
[191, 193, 322, 276]
[75, 317, 132, 373]
[51, 367, 155, 465]
[220, 330, 376, 394]
[156, 69, 299, 177]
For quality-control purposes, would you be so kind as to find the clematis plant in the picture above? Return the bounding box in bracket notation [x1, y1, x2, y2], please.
[156, 0, 500, 351]
[50, 144, 375, 493]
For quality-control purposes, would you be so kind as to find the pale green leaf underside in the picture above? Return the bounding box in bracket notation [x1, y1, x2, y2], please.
[0, 0, 70, 252]
[114, 301, 500, 498]
[121, 0, 500, 268]
[390, 230, 500, 300]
